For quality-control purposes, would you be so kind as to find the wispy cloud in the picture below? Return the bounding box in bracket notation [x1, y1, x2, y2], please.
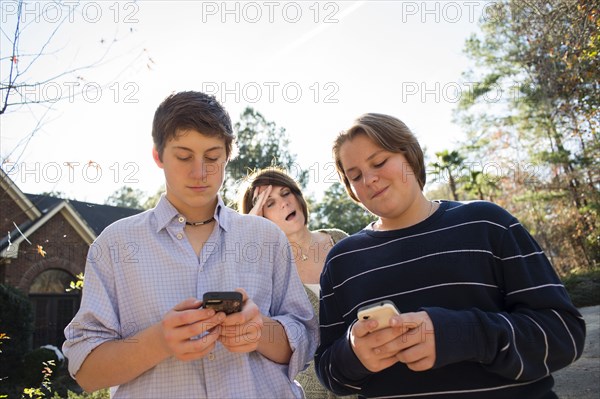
[267, 1, 366, 64]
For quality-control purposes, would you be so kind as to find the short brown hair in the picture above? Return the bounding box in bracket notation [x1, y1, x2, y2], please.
[152, 91, 235, 160]
[239, 168, 309, 225]
[333, 113, 426, 203]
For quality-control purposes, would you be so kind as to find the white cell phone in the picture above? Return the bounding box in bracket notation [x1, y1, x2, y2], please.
[357, 300, 401, 331]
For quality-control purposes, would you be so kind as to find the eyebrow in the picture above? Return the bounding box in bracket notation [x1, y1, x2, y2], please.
[265, 186, 289, 201]
[172, 145, 224, 153]
[345, 149, 386, 174]
[266, 186, 285, 198]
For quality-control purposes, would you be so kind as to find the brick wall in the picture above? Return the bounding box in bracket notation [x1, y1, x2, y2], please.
[5, 211, 89, 291]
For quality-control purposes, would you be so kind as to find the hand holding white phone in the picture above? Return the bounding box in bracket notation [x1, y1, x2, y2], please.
[357, 300, 401, 332]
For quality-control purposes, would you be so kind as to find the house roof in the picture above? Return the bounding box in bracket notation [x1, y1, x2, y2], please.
[25, 194, 143, 236]
[0, 168, 42, 220]
[1, 191, 143, 259]
[1, 167, 145, 258]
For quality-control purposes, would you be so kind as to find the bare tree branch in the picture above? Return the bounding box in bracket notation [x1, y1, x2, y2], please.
[0, 0, 152, 165]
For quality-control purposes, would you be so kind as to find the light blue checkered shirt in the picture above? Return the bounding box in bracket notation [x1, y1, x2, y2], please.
[63, 195, 318, 398]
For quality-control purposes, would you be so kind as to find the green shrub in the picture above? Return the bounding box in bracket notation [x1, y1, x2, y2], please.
[562, 268, 600, 308]
[22, 347, 62, 388]
[51, 388, 110, 399]
[0, 284, 34, 387]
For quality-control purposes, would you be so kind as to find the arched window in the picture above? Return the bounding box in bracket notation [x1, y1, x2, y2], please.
[29, 269, 74, 294]
[29, 269, 80, 347]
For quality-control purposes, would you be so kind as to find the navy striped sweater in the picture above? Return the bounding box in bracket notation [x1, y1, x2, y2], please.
[315, 200, 585, 398]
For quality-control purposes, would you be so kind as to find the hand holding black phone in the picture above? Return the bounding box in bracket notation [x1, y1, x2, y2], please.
[202, 291, 243, 315]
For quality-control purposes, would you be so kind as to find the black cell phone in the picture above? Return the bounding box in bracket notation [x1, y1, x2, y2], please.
[202, 291, 243, 314]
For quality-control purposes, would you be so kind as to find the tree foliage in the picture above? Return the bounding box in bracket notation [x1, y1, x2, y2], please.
[426, 146, 503, 203]
[429, 150, 465, 201]
[142, 185, 165, 210]
[223, 107, 308, 206]
[454, 0, 599, 273]
[310, 182, 375, 235]
[0, 284, 34, 389]
[104, 186, 145, 209]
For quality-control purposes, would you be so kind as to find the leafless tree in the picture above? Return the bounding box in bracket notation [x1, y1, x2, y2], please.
[0, 0, 153, 167]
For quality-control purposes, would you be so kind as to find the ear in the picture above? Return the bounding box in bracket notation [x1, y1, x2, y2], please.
[152, 146, 163, 168]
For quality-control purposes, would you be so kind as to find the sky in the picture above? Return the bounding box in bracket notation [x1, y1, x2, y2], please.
[0, 0, 493, 204]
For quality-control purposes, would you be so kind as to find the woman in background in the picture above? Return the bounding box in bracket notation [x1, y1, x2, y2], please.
[239, 168, 349, 399]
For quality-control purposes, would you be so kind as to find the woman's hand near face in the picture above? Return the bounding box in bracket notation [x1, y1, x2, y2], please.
[249, 185, 272, 217]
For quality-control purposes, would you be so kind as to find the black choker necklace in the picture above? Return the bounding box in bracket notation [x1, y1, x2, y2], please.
[185, 217, 215, 226]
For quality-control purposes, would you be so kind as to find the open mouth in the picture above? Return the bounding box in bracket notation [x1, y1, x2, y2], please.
[285, 210, 297, 221]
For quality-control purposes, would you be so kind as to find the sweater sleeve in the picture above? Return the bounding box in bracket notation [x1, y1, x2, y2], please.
[314, 265, 373, 396]
[426, 218, 586, 381]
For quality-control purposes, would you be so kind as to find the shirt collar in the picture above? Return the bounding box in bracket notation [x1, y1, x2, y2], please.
[153, 194, 229, 232]
[214, 196, 230, 232]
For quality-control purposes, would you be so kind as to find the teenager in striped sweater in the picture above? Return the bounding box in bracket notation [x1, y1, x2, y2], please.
[314, 113, 586, 398]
